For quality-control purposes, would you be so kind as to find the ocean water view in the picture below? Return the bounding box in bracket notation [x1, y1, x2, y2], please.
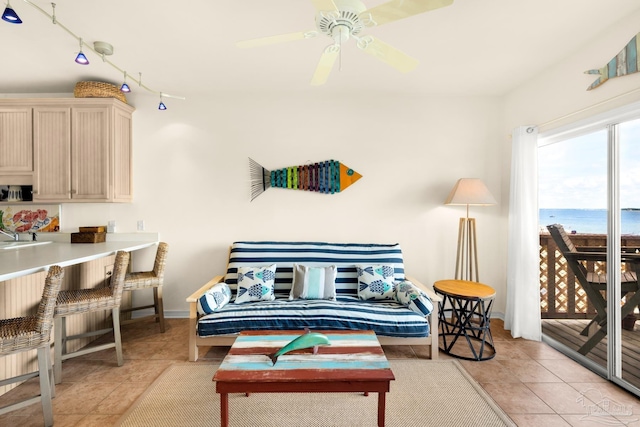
[539, 208, 640, 235]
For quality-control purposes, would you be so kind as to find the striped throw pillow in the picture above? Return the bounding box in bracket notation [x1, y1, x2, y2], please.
[289, 264, 337, 300]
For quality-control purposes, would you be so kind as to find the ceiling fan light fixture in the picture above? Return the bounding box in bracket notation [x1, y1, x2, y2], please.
[2, 1, 22, 24]
[331, 25, 351, 43]
[237, 0, 454, 86]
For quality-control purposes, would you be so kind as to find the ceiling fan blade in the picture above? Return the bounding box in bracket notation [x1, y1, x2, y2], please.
[311, 0, 339, 12]
[363, 0, 454, 27]
[359, 37, 418, 73]
[311, 45, 340, 86]
[236, 31, 317, 49]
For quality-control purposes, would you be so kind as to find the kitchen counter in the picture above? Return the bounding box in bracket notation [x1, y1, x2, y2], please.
[0, 232, 160, 397]
[0, 233, 159, 281]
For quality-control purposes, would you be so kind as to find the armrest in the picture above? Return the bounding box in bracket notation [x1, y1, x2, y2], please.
[566, 251, 640, 264]
[186, 275, 225, 303]
[405, 275, 442, 303]
[565, 251, 607, 262]
[578, 245, 640, 254]
[576, 246, 606, 252]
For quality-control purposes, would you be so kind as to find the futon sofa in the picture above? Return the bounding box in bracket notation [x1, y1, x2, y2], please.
[186, 241, 441, 361]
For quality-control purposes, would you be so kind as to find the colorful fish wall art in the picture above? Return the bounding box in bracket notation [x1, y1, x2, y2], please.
[249, 158, 362, 201]
[586, 32, 640, 90]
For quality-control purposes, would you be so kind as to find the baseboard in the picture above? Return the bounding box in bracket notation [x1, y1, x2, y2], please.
[130, 309, 189, 319]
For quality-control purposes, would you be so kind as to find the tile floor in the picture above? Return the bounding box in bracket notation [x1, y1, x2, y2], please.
[1, 318, 639, 426]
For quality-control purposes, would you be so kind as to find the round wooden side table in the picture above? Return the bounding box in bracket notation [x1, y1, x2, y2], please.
[433, 279, 496, 361]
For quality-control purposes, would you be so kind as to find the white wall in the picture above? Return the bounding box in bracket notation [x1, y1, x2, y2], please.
[504, 10, 640, 133]
[23, 8, 640, 321]
[59, 91, 506, 316]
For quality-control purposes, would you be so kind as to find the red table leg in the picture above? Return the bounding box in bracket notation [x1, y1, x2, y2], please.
[378, 392, 386, 427]
[220, 392, 228, 427]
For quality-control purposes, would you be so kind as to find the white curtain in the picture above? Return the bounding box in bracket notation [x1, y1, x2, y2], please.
[504, 126, 542, 341]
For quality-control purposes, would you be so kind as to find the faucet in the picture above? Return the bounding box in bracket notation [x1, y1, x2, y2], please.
[0, 227, 19, 241]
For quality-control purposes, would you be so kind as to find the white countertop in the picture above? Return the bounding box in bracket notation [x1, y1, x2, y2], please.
[0, 233, 159, 281]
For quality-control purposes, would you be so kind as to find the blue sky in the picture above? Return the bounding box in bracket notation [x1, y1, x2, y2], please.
[538, 118, 640, 209]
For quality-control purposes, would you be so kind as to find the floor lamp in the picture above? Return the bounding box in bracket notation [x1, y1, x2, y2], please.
[445, 178, 497, 282]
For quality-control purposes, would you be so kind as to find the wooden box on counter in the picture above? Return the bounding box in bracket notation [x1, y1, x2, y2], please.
[71, 232, 106, 243]
[78, 226, 106, 233]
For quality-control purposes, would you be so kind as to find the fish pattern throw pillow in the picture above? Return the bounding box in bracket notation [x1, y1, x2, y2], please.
[394, 280, 434, 316]
[197, 282, 232, 315]
[356, 264, 396, 301]
[234, 264, 277, 304]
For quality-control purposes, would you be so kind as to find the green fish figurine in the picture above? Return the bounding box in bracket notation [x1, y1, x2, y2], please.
[269, 330, 331, 365]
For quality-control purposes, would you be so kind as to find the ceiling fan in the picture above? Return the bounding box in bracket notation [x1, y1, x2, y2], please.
[236, 0, 454, 85]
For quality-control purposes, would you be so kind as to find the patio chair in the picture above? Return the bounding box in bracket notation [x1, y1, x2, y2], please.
[546, 224, 640, 355]
[54, 250, 130, 384]
[0, 266, 64, 427]
[120, 242, 169, 332]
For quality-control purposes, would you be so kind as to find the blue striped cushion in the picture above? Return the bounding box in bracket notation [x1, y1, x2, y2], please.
[224, 242, 405, 298]
[197, 297, 429, 338]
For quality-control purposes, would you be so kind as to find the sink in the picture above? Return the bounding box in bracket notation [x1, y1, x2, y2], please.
[0, 241, 52, 250]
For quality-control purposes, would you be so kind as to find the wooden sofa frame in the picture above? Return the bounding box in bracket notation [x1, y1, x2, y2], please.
[187, 275, 441, 361]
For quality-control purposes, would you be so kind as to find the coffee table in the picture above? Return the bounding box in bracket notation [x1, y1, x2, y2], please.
[213, 330, 394, 427]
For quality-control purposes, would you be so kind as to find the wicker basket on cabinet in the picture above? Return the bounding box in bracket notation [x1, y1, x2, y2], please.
[73, 81, 127, 104]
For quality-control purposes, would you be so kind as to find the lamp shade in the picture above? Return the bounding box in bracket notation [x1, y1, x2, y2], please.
[445, 178, 497, 206]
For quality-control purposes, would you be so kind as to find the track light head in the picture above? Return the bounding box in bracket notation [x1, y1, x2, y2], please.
[120, 71, 131, 93]
[158, 101, 167, 110]
[2, 5, 22, 23]
[75, 38, 89, 65]
[75, 51, 89, 65]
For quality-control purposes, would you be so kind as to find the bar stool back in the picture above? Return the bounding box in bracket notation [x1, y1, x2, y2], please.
[121, 242, 169, 332]
[54, 250, 130, 384]
[0, 265, 64, 427]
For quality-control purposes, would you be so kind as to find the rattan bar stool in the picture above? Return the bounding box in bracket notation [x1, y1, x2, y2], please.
[121, 242, 169, 333]
[54, 250, 130, 384]
[0, 266, 64, 427]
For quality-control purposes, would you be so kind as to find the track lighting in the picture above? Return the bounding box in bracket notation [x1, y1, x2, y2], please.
[120, 72, 131, 93]
[2, 0, 22, 23]
[3, 0, 184, 110]
[74, 38, 89, 65]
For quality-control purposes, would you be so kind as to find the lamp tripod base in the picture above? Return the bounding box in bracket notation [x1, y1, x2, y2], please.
[455, 217, 479, 282]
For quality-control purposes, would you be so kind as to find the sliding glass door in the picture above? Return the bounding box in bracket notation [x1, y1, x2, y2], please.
[539, 107, 640, 397]
[539, 129, 609, 372]
[619, 118, 640, 388]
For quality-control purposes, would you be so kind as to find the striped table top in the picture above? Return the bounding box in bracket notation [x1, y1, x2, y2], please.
[214, 330, 394, 383]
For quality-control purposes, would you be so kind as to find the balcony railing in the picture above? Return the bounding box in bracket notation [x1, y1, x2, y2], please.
[539, 233, 640, 319]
